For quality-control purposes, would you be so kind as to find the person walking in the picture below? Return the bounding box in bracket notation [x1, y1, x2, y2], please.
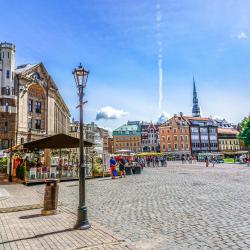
[119, 158, 126, 178]
[205, 156, 209, 168]
[212, 156, 216, 167]
[160, 156, 164, 167]
[181, 155, 185, 164]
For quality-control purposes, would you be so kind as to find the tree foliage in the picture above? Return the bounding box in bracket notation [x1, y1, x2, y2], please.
[238, 115, 250, 147]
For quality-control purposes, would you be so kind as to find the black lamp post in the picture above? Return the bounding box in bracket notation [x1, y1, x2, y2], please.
[8, 139, 13, 182]
[73, 63, 91, 230]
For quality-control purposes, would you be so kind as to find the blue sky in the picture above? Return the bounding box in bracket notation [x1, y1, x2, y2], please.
[1, 0, 250, 130]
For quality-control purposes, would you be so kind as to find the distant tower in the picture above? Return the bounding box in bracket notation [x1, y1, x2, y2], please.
[0, 42, 17, 149]
[192, 76, 201, 117]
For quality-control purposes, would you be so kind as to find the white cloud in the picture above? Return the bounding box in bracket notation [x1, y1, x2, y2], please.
[96, 106, 128, 120]
[237, 32, 247, 39]
[157, 112, 171, 124]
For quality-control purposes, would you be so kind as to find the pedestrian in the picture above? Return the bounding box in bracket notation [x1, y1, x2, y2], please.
[212, 156, 216, 167]
[160, 156, 164, 167]
[247, 155, 250, 167]
[189, 155, 193, 164]
[110, 157, 117, 179]
[119, 158, 126, 178]
[205, 156, 209, 168]
[181, 154, 185, 164]
[193, 154, 197, 164]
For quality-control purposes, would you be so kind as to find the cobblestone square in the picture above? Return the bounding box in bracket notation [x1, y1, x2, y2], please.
[1, 162, 250, 249]
[55, 162, 250, 249]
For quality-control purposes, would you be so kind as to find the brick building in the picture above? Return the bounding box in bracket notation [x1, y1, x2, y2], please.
[159, 115, 191, 157]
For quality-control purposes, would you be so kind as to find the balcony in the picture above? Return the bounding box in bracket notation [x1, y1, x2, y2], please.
[28, 128, 46, 135]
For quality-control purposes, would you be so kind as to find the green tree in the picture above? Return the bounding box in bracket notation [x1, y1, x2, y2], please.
[238, 115, 250, 147]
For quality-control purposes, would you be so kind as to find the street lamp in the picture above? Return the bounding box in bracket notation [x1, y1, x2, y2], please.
[73, 63, 90, 230]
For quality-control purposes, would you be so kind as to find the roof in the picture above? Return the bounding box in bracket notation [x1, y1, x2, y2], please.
[183, 116, 210, 121]
[218, 128, 239, 135]
[23, 133, 93, 150]
[113, 124, 140, 132]
[15, 63, 39, 74]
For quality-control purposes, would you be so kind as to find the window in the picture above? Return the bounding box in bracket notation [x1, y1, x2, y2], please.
[167, 136, 170, 142]
[174, 135, 177, 141]
[185, 135, 188, 142]
[7, 52, 10, 58]
[191, 127, 198, 133]
[174, 144, 178, 150]
[5, 87, 10, 95]
[174, 128, 177, 134]
[5, 102, 9, 112]
[6, 70, 10, 79]
[163, 144, 166, 150]
[4, 122, 8, 133]
[11, 87, 14, 95]
[200, 128, 207, 133]
[21, 138, 24, 144]
[28, 118, 32, 129]
[28, 100, 33, 112]
[1, 139, 9, 149]
[35, 119, 41, 129]
[180, 136, 183, 141]
[35, 101, 41, 113]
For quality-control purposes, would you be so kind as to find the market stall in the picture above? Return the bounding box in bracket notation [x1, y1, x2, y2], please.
[20, 133, 93, 184]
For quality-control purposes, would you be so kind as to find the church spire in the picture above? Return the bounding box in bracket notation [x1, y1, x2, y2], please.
[192, 76, 201, 117]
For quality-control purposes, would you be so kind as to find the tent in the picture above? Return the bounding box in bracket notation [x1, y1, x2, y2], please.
[23, 133, 93, 150]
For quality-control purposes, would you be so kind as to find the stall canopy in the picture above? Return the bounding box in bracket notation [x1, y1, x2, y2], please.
[23, 133, 94, 150]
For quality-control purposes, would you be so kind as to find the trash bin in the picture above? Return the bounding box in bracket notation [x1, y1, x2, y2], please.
[41, 179, 59, 216]
[125, 166, 132, 175]
[134, 165, 141, 174]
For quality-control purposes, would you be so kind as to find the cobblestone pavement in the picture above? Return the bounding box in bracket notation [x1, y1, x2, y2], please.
[0, 184, 131, 249]
[53, 162, 250, 249]
[1, 162, 250, 249]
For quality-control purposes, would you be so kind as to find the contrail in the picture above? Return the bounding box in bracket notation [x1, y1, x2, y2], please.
[156, 1, 163, 112]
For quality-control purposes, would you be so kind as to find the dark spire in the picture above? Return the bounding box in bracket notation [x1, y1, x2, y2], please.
[192, 76, 201, 117]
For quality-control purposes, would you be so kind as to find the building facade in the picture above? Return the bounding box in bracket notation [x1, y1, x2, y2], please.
[159, 115, 191, 156]
[185, 116, 218, 154]
[69, 121, 109, 156]
[112, 121, 141, 153]
[0, 43, 17, 149]
[218, 128, 240, 152]
[141, 122, 160, 152]
[108, 137, 114, 154]
[0, 42, 70, 149]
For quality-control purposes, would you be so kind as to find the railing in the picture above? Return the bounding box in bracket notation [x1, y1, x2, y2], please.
[24, 164, 94, 183]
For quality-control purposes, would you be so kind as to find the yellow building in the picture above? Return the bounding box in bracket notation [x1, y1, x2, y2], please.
[112, 121, 141, 153]
[218, 128, 240, 152]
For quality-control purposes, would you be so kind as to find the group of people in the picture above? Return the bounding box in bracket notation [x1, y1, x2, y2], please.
[145, 156, 167, 167]
[181, 154, 197, 164]
[109, 157, 128, 179]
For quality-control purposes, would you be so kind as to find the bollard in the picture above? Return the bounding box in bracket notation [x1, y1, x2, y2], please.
[41, 179, 59, 216]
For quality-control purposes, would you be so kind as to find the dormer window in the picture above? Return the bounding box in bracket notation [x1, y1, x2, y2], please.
[32, 72, 40, 80]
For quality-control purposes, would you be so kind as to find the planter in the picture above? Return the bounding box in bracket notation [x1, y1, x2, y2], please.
[134, 166, 141, 174]
[125, 167, 132, 175]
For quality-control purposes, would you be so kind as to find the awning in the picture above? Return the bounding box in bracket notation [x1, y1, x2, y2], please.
[222, 151, 248, 155]
[23, 133, 94, 150]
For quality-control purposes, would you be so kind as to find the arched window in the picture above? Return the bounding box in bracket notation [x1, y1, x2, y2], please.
[5, 102, 9, 112]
